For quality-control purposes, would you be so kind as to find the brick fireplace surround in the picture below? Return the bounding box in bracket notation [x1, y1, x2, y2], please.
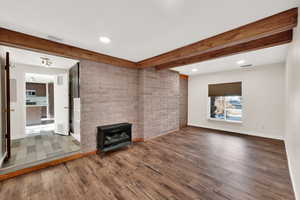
[80, 60, 188, 152]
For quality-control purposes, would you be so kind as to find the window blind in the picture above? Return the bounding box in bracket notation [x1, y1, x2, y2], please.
[208, 82, 242, 96]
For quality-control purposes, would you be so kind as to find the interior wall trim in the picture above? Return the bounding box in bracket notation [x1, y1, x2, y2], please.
[188, 124, 284, 141]
[284, 143, 299, 199]
[0, 150, 97, 181]
[143, 129, 180, 142]
[180, 74, 189, 80]
[0, 137, 145, 180]
[133, 138, 144, 143]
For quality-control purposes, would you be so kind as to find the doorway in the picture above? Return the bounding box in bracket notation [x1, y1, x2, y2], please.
[0, 46, 81, 172]
[25, 73, 55, 135]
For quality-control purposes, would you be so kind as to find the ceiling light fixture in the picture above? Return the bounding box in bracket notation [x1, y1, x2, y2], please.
[41, 57, 52, 67]
[237, 60, 246, 65]
[99, 36, 111, 44]
[192, 68, 198, 72]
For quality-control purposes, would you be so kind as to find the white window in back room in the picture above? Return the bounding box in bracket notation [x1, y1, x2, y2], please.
[208, 82, 242, 123]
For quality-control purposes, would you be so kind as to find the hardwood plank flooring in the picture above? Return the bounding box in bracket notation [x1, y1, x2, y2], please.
[0, 127, 295, 200]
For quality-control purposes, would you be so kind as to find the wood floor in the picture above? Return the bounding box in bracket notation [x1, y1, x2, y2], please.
[0, 127, 295, 200]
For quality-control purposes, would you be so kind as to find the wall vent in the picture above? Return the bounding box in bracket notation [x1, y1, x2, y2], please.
[47, 35, 63, 42]
[240, 64, 253, 68]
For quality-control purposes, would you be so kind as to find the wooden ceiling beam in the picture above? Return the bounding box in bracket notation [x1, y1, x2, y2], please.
[0, 8, 297, 70]
[138, 7, 298, 68]
[0, 28, 137, 68]
[156, 30, 293, 70]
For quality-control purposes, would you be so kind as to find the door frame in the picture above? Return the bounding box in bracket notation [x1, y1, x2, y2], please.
[4, 52, 11, 161]
[54, 73, 70, 136]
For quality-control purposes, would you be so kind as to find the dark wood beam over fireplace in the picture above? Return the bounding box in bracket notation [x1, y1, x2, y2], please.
[0, 8, 297, 70]
[137, 8, 298, 69]
[156, 30, 293, 70]
[0, 28, 137, 68]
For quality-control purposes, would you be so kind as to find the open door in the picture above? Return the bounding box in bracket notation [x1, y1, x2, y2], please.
[54, 73, 69, 135]
[3, 52, 11, 161]
[69, 63, 80, 142]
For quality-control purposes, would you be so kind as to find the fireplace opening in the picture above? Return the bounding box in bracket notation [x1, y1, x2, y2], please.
[97, 123, 132, 152]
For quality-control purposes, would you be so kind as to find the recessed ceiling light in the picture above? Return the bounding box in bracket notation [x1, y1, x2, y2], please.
[192, 68, 198, 72]
[99, 36, 111, 44]
[237, 60, 245, 65]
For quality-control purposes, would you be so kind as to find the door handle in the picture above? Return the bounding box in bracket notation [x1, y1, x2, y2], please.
[64, 107, 69, 109]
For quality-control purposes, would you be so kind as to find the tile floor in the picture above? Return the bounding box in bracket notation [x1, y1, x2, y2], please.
[2, 131, 81, 169]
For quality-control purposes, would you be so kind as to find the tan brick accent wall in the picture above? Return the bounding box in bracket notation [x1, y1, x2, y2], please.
[80, 60, 139, 152]
[138, 68, 180, 140]
[80, 61, 182, 152]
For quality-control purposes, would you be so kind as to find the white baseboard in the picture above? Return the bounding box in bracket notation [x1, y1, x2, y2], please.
[284, 143, 299, 200]
[188, 124, 284, 140]
[144, 128, 179, 141]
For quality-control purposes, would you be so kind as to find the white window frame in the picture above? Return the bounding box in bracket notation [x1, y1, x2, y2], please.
[207, 96, 243, 124]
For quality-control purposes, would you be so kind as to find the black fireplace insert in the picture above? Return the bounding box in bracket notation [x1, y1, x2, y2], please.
[97, 123, 132, 152]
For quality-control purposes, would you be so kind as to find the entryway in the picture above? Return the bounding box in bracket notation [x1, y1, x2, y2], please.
[0, 46, 81, 173]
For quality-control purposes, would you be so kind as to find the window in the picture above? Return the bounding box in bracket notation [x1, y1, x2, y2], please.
[208, 82, 242, 123]
[209, 96, 242, 122]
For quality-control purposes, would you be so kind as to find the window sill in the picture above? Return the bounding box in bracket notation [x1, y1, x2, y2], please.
[207, 118, 242, 124]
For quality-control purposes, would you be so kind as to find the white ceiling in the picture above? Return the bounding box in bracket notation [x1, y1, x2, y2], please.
[172, 44, 290, 76]
[0, 0, 298, 62]
[1, 46, 78, 69]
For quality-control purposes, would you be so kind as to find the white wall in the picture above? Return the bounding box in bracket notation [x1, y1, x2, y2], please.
[285, 13, 300, 199]
[10, 63, 67, 139]
[188, 63, 285, 140]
